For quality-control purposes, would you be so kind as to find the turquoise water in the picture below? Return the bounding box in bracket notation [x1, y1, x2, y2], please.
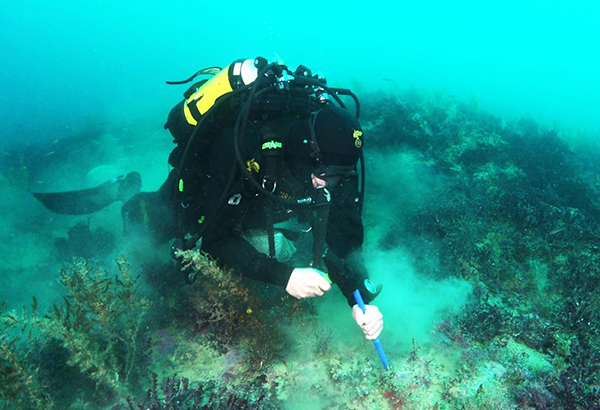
[1, 0, 599, 148]
[1, 1, 600, 409]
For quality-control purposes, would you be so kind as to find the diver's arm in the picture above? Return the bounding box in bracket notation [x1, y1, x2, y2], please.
[324, 180, 384, 339]
[201, 235, 294, 287]
[285, 267, 331, 299]
[352, 304, 384, 340]
[202, 235, 331, 298]
[324, 178, 382, 306]
[324, 251, 381, 305]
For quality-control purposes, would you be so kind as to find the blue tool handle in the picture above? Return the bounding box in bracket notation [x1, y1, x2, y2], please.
[353, 290, 390, 370]
[353, 289, 368, 313]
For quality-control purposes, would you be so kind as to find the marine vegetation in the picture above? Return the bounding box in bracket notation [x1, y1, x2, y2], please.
[176, 250, 261, 346]
[113, 372, 273, 410]
[4, 88, 600, 409]
[175, 250, 286, 372]
[0, 257, 151, 409]
[54, 218, 116, 261]
[361, 89, 600, 409]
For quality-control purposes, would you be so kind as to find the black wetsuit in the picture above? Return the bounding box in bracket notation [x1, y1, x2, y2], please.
[176, 117, 376, 306]
[124, 112, 378, 306]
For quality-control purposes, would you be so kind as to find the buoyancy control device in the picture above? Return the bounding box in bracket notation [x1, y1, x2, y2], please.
[164, 57, 365, 264]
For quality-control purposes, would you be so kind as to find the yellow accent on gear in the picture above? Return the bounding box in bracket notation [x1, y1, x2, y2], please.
[183, 65, 234, 126]
[245, 158, 260, 173]
[353, 129, 363, 148]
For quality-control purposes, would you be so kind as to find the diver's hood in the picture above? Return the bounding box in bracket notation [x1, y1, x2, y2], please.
[285, 105, 363, 167]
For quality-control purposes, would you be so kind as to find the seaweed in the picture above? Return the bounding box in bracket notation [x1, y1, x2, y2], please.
[360, 88, 600, 408]
[113, 372, 275, 410]
[8, 87, 600, 409]
[55, 218, 116, 261]
[0, 299, 53, 410]
[0, 256, 151, 409]
[175, 250, 285, 371]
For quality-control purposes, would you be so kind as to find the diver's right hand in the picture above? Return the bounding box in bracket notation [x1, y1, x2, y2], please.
[286, 268, 332, 299]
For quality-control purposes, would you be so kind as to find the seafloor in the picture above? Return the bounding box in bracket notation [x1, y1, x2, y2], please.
[1, 89, 599, 409]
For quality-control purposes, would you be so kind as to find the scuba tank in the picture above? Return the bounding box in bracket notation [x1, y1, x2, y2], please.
[164, 59, 259, 147]
[182, 59, 259, 127]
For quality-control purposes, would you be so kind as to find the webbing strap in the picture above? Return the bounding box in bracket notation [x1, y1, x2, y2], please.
[265, 205, 276, 258]
[311, 197, 331, 270]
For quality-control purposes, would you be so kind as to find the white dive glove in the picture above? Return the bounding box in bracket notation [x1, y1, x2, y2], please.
[285, 267, 332, 299]
[352, 304, 384, 340]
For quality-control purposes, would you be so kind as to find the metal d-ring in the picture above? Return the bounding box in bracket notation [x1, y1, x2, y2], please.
[262, 179, 277, 193]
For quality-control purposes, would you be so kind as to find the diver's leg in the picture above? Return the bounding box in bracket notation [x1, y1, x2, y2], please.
[121, 172, 179, 246]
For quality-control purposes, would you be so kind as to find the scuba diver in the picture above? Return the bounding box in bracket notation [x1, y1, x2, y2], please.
[34, 57, 384, 341]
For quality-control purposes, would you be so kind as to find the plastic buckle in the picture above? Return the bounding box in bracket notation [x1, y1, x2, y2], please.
[228, 193, 242, 205]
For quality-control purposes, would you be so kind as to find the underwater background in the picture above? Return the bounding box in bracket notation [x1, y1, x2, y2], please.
[2, 1, 600, 409]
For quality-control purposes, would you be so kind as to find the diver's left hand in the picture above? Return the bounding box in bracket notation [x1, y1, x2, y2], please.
[352, 304, 384, 340]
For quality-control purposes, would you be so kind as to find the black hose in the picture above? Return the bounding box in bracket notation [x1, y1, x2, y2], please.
[232, 67, 361, 206]
[358, 152, 366, 216]
[173, 82, 255, 246]
[166, 66, 222, 85]
[329, 87, 361, 119]
[177, 60, 366, 250]
[233, 64, 299, 205]
[291, 76, 347, 110]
